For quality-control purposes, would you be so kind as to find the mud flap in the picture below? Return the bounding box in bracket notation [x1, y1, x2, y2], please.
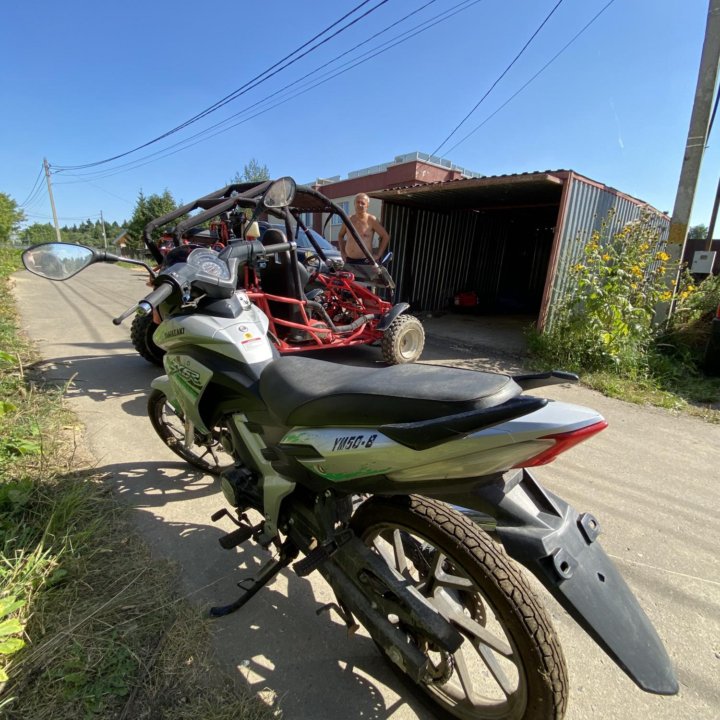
[445, 469, 678, 695]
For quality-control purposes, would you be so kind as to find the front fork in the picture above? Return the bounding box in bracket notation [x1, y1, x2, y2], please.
[436, 468, 678, 696]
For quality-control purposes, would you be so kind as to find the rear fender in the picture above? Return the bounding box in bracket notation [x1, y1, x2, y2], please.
[437, 469, 678, 695]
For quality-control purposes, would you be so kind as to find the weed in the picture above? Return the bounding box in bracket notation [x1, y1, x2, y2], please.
[529, 214, 720, 419]
[0, 246, 277, 719]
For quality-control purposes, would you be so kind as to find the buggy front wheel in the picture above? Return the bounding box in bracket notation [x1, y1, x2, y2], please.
[381, 314, 425, 364]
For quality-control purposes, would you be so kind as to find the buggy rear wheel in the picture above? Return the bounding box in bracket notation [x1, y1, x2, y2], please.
[382, 314, 425, 364]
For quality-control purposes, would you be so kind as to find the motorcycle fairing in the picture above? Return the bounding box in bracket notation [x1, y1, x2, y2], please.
[163, 354, 214, 434]
[433, 469, 679, 695]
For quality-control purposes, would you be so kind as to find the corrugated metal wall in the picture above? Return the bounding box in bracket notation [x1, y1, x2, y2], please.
[384, 203, 556, 313]
[382, 175, 669, 324]
[545, 176, 670, 327]
[384, 204, 480, 310]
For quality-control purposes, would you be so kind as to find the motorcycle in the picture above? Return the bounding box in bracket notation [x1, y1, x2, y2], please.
[130, 180, 424, 367]
[22, 177, 677, 720]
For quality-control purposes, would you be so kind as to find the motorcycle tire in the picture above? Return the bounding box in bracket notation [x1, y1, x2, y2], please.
[381, 314, 425, 365]
[350, 495, 568, 720]
[131, 313, 165, 367]
[147, 389, 233, 475]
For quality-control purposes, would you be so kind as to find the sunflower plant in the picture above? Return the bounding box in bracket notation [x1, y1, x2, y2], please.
[535, 210, 686, 374]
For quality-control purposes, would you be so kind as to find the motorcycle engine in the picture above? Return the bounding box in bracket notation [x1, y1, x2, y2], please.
[220, 465, 262, 511]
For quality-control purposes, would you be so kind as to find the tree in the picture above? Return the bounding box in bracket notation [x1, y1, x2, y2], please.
[230, 158, 270, 183]
[0, 193, 26, 243]
[126, 189, 181, 252]
[20, 223, 56, 245]
[688, 224, 709, 240]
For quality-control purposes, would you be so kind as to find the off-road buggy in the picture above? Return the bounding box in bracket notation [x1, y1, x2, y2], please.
[131, 179, 424, 366]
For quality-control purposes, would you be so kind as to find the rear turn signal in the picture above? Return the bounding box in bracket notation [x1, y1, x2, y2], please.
[514, 420, 608, 468]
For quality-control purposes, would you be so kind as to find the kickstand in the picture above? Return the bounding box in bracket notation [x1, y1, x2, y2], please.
[209, 541, 298, 617]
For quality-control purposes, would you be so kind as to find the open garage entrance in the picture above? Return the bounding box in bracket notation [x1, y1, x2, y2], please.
[371, 171, 668, 355]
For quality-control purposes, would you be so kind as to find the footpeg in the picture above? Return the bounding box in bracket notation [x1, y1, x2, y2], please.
[219, 525, 254, 550]
[293, 546, 330, 577]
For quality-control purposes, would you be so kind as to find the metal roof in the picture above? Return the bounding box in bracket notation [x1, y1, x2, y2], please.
[367, 170, 660, 213]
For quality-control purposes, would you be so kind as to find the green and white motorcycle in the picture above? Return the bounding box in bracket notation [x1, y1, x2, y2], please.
[22, 177, 677, 720]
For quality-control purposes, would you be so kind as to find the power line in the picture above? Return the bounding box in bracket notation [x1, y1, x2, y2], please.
[55, 0, 450, 181]
[54, 0, 484, 183]
[21, 183, 49, 213]
[443, 0, 618, 155]
[24, 212, 102, 221]
[18, 165, 45, 207]
[431, 0, 565, 156]
[53, 0, 392, 171]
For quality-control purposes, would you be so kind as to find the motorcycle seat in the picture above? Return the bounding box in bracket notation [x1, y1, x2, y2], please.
[259, 356, 523, 426]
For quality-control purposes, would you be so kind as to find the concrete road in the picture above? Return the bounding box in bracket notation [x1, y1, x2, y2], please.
[12, 264, 719, 720]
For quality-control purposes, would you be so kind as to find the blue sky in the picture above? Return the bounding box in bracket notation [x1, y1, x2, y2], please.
[1, 0, 718, 229]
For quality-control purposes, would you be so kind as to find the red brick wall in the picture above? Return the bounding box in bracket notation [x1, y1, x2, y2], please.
[316, 161, 466, 198]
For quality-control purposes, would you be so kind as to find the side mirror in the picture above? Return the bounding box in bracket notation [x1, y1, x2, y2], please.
[22, 243, 97, 281]
[262, 177, 296, 209]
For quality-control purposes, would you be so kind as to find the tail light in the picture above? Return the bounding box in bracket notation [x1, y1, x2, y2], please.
[513, 420, 608, 468]
[715, 303, 720, 319]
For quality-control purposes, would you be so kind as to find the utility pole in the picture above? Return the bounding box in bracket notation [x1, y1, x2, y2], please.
[100, 210, 108, 251]
[43, 157, 62, 243]
[705, 176, 720, 250]
[666, 0, 720, 278]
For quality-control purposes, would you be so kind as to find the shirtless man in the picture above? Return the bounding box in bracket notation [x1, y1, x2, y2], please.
[337, 193, 389, 266]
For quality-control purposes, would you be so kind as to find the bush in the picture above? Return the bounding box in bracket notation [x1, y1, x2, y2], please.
[531, 210, 675, 375]
[661, 272, 720, 359]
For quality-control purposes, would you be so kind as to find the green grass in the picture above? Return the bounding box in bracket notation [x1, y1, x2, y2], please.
[0, 246, 278, 719]
[527, 323, 720, 423]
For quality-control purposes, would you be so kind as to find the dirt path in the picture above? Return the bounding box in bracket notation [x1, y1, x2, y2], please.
[13, 264, 719, 720]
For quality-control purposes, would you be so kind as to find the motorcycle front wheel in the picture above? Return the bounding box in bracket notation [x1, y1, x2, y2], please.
[350, 496, 568, 720]
[147, 389, 233, 474]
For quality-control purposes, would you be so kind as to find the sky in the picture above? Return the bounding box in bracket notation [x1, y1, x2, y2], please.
[2, 0, 718, 230]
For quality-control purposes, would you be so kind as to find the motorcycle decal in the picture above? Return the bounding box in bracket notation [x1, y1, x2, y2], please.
[166, 355, 204, 396]
[156, 326, 185, 342]
[331, 433, 378, 451]
[314, 464, 391, 481]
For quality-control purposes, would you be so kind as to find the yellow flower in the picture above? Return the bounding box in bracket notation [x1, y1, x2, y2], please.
[572, 263, 585, 273]
[630, 265, 643, 277]
[639, 243, 650, 252]
[660, 291, 672, 302]
[656, 251, 670, 262]
[602, 253, 611, 261]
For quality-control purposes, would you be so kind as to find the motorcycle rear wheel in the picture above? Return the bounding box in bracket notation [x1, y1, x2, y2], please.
[131, 313, 165, 367]
[148, 389, 233, 474]
[350, 496, 568, 720]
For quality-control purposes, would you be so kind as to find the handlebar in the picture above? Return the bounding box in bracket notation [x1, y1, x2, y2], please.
[112, 242, 296, 326]
[112, 281, 174, 326]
